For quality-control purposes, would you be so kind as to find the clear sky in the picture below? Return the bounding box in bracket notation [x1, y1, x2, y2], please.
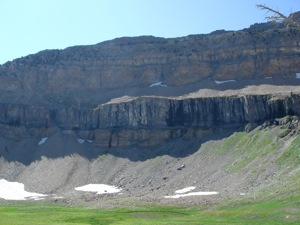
[0, 0, 299, 64]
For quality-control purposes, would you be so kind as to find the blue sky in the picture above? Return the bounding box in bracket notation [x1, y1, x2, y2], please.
[0, 0, 299, 64]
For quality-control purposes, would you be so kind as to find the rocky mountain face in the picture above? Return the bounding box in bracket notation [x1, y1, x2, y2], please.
[1, 14, 300, 205]
[0, 16, 299, 149]
[0, 94, 299, 148]
[0, 21, 299, 94]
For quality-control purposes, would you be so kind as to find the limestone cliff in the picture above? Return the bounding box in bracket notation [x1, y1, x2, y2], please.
[0, 94, 299, 147]
[0, 20, 299, 95]
[0, 16, 300, 148]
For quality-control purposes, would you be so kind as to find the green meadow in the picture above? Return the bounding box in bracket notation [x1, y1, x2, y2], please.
[1, 194, 300, 225]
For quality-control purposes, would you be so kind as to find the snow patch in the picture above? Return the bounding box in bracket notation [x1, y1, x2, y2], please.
[77, 139, 93, 144]
[264, 77, 272, 79]
[296, 73, 300, 79]
[52, 196, 64, 199]
[77, 138, 85, 144]
[0, 179, 47, 200]
[28, 196, 46, 201]
[75, 184, 122, 195]
[175, 186, 196, 194]
[164, 192, 219, 199]
[149, 81, 167, 87]
[38, 137, 48, 146]
[165, 186, 218, 199]
[215, 80, 236, 84]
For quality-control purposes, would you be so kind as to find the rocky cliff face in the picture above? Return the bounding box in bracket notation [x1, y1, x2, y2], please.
[0, 17, 300, 148]
[0, 94, 299, 147]
[0, 21, 299, 94]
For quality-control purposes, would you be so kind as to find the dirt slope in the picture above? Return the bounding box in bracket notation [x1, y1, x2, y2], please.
[0, 119, 299, 207]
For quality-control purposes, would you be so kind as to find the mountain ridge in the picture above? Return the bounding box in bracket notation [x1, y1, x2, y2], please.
[0, 15, 299, 95]
[0, 13, 300, 205]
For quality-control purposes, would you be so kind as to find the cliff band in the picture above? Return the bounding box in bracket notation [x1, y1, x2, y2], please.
[0, 17, 299, 148]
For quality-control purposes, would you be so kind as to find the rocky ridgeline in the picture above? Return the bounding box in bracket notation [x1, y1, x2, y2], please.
[0, 94, 299, 147]
[0, 19, 299, 93]
[0, 15, 299, 148]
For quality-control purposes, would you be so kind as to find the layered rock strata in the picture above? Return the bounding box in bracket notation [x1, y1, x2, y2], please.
[0, 16, 299, 148]
[0, 94, 299, 147]
[0, 22, 299, 94]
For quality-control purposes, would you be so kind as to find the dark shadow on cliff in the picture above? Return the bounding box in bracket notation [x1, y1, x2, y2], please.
[0, 128, 240, 165]
[104, 128, 239, 161]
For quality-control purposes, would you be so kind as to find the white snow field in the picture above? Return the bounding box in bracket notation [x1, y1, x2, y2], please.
[38, 137, 48, 145]
[0, 179, 47, 200]
[149, 81, 167, 87]
[75, 184, 122, 194]
[164, 186, 218, 199]
[215, 80, 236, 84]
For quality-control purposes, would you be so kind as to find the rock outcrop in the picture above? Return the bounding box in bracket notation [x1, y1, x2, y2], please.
[0, 15, 300, 148]
[0, 20, 299, 95]
[0, 94, 300, 147]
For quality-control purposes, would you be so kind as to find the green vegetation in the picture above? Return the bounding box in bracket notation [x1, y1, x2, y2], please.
[220, 129, 279, 173]
[277, 134, 300, 168]
[0, 196, 300, 225]
[278, 129, 291, 138]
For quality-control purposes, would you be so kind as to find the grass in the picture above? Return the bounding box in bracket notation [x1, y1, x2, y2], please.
[278, 129, 291, 138]
[277, 134, 300, 168]
[0, 195, 300, 225]
[220, 129, 279, 173]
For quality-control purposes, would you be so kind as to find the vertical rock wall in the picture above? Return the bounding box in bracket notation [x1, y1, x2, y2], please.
[0, 94, 299, 147]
